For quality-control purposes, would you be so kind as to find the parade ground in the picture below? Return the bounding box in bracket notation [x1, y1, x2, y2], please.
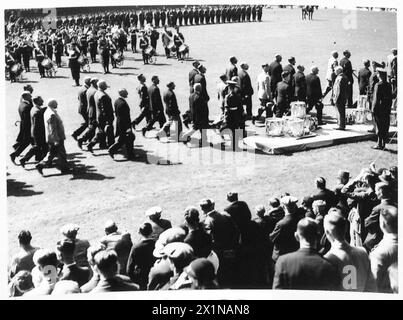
[6, 7, 397, 255]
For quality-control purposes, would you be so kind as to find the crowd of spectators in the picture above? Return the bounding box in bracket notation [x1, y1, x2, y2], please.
[8, 162, 398, 296]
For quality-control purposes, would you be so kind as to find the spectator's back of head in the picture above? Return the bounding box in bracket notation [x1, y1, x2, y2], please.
[60, 224, 80, 240]
[94, 249, 118, 278]
[163, 242, 194, 270]
[269, 197, 280, 208]
[255, 205, 266, 218]
[18, 230, 32, 246]
[104, 220, 118, 234]
[185, 258, 216, 288]
[139, 222, 153, 238]
[87, 243, 106, 266]
[9, 271, 34, 297]
[312, 200, 327, 216]
[324, 209, 346, 241]
[296, 218, 319, 245]
[56, 239, 76, 257]
[380, 206, 398, 234]
[153, 227, 187, 258]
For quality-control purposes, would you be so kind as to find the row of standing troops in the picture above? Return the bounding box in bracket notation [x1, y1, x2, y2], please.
[53, 5, 264, 31]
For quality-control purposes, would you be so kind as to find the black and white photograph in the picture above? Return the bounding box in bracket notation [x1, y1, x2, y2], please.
[1, 0, 399, 300]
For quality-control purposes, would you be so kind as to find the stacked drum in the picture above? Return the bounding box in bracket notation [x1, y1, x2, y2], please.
[351, 95, 372, 124]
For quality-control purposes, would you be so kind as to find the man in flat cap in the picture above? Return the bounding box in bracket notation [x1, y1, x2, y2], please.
[87, 80, 115, 152]
[332, 66, 348, 130]
[306, 66, 324, 125]
[36, 99, 71, 175]
[72, 77, 91, 142]
[10, 91, 33, 165]
[108, 88, 135, 159]
[371, 68, 393, 149]
[339, 50, 354, 108]
[238, 62, 254, 119]
[156, 81, 182, 141]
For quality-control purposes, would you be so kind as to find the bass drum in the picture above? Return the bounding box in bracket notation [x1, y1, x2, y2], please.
[145, 46, 155, 56]
[179, 44, 189, 53]
[41, 58, 52, 69]
[167, 41, 176, 51]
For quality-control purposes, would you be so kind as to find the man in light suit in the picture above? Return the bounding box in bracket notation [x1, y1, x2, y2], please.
[273, 217, 338, 290]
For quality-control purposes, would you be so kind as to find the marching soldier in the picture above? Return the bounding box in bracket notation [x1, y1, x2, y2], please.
[72, 77, 91, 142]
[132, 74, 151, 128]
[183, 8, 189, 26]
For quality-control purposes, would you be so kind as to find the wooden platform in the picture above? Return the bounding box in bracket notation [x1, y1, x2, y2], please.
[243, 122, 398, 155]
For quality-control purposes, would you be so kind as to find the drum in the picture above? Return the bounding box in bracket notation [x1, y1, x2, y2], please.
[290, 101, 306, 118]
[179, 44, 189, 53]
[41, 58, 52, 68]
[390, 111, 397, 126]
[288, 119, 305, 137]
[113, 53, 120, 60]
[265, 118, 285, 136]
[145, 46, 155, 55]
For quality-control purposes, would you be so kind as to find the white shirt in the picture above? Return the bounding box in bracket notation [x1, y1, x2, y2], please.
[326, 56, 338, 81]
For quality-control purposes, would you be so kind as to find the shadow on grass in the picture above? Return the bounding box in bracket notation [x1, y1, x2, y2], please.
[7, 178, 43, 197]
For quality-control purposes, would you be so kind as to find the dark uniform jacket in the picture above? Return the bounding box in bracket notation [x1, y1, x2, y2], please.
[269, 60, 283, 90]
[96, 91, 114, 125]
[30, 105, 46, 145]
[193, 73, 210, 102]
[78, 85, 89, 115]
[114, 97, 132, 136]
[86, 86, 98, 123]
[358, 67, 372, 95]
[269, 214, 300, 261]
[163, 89, 180, 117]
[17, 99, 33, 143]
[294, 71, 306, 101]
[138, 83, 150, 109]
[339, 57, 354, 83]
[276, 80, 291, 108]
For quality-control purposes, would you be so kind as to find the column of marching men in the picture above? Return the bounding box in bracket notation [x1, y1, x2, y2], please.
[9, 46, 398, 174]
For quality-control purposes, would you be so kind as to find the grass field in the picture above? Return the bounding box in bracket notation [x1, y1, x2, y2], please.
[5, 7, 397, 256]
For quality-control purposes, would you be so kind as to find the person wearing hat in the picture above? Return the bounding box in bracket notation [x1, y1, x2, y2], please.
[60, 223, 90, 268]
[108, 88, 135, 160]
[87, 80, 115, 152]
[252, 63, 272, 124]
[77, 77, 98, 149]
[294, 65, 307, 102]
[339, 50, 354, 108]
[72, 77, 91, 142]
[273, 218, 338, 290]
[185, 258, 218, 289]
[358, 59, 372, 96]
[225, 56, 238, 82]
[269, 195, 301, 262]
[36, 99, 71, 175]
[332, 65, 349, 130]
[126, 223, 156, 290]
[274, 70, 292, 117]
[10, 91, 33, 165]
[371, 68, 393, 150]
[68, 42, 81, 86]
[160, 242, 194, 290]
[323, 51, 339, 105]
[269, 54, 283, 99]
[145, 206, 172, 241]
[238, 62, 254, 119]
[156, 81, 182, 141]
[306, 66, 324, 125]
[142, 76, 167, 137]
[19, 96, 48, 168]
